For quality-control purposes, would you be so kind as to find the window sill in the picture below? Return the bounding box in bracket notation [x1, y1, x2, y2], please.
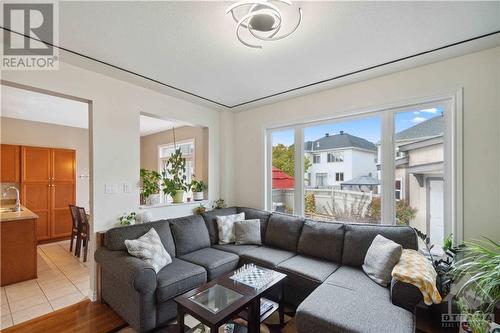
[139, 200, 209, 210]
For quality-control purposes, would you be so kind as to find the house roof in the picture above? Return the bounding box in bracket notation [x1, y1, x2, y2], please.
[305, 132, 377, 152]
[395, 115, 443, 141]
[272, 166, 295, 189]
[341, 175, 381, 186]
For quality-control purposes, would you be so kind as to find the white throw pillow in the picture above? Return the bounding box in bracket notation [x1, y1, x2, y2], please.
[216, 212, 245, 244]
[362, 234, 403, 286]
[124, 228, 172, 273]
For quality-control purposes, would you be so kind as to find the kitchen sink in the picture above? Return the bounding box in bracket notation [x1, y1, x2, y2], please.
[0, 207, 23, 213]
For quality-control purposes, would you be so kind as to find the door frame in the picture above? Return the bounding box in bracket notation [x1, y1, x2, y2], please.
[1, 79, 94, 298]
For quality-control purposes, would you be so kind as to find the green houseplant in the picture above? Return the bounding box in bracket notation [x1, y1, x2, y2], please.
[189, 178, 207, 201]
[450, 238, 500, 333]
[161, 148, 188, 203]
[118, 212, 136, 226]
[140, 168, 161, 205]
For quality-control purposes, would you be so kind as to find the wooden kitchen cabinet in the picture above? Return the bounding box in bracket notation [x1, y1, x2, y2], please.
[21, 146, 76, 242]
[1, 144, 20, 183]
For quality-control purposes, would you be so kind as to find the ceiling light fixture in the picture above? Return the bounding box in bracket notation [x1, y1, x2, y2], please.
[226, 0, 302, 49]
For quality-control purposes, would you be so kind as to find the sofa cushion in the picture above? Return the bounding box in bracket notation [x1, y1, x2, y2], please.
[278, 255, 339, 285]
[240, 246, 296, 269]
[104, 220, 176, 257]
[324, 266, 390, 301]
[156, 258, 206, 303]
[212, 244, 260, 256]
[179, 248, 239, 280]
[362, 235, 403, 286]
[234, 219, 262, 245]
[297, 220, 344, 263]
[169, 215, 211, 256]
[237, 207, 271, 240]
[265, 213, 305, 252]
[216, 212, 245, 244]
[202, 207, 238, 245]
[342, 224, 417, 266]
[296, 282, 415, 333]
[124, 228, 172, 273]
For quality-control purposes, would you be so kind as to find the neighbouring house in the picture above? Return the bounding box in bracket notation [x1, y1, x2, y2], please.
[305, 131, 378, 189]
[271, 166, 295, 213]
[380, 115, 445, 246]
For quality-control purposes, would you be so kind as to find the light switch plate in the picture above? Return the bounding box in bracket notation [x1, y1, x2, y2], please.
[105, 184, 116, 194]
[122, 183, 131, 193]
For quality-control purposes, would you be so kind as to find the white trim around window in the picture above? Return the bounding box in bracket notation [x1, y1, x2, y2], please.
[264, 89, 463, 244]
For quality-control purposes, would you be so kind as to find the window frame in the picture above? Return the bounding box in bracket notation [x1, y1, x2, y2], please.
[264, 90, 463, 243]
[335, 172, 344, 182]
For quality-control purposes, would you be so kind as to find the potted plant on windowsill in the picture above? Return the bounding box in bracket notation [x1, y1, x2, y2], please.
[161, 148, 188, 204]
[140, 168, 161, 205]
[189, 178, 207, 201]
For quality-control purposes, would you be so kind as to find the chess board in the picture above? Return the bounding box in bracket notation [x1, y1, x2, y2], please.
[230, 266, 274, 288]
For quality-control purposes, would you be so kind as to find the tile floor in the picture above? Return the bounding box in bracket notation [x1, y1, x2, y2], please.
[0, 240, 91, 329]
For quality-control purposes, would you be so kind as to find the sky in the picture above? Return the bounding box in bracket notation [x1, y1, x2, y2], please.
[272, 106, 444, 146]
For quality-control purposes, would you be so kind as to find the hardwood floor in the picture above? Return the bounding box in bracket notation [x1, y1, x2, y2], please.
[2, 300, 126, 333]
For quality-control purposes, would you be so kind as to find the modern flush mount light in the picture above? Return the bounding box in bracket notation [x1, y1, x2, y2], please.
[226, 0, 302, 49]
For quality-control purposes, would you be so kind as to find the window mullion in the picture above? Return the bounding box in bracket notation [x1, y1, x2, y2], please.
[294, 127, 304, 216]
[381, 111, 395, 224]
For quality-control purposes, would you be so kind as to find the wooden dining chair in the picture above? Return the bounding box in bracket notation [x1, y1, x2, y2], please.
[68, 205, 81, 253]
[76, 206, 90, 262]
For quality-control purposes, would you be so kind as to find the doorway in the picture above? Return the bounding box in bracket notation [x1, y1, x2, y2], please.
[0, 82, 92, 328]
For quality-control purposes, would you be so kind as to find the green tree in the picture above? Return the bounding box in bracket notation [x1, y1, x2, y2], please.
[272, 144, 311, 177]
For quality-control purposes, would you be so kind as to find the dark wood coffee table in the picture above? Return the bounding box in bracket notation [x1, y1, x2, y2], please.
[174, 266, 286, 333]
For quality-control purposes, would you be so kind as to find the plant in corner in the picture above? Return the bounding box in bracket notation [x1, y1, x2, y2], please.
[189, 177, 207, 201]
[450, 238, 500, 333]
[119, 212, 136, 226]
[140, 168, 161, 205]
[161, 148, 188, 203]
[213, 198, 226, 209]
[194, 203, 207, 215]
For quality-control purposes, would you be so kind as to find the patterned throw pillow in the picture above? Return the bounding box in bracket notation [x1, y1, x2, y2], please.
[234, 219, 262, 245]
[362, 234, 403, 286]
[125, 228, 172, 273]
[216, 212, 245, 244]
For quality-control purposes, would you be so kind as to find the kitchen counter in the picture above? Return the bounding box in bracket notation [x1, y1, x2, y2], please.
[0, 203, 38, 286]
[0, 203, 38, 222]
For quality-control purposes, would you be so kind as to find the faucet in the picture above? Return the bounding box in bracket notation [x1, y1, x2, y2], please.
[3, 186, 20, 212]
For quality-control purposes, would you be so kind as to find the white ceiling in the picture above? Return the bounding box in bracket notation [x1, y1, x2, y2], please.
[139, 115, 188, 137]
[3, 2, 500, 109]
[1, 85, 185, 135]
[1, 85, 89, 128]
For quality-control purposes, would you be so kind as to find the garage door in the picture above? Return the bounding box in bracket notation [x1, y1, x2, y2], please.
[429, 179, 444, 247]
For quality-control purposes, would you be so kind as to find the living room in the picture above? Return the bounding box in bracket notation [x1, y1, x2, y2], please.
[0, 1, 499, 333]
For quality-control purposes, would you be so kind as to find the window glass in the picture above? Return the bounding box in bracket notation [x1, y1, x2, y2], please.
[394, 108, 446, 247]
[304, 117, 381, 223]
[271, 129, 295, 214]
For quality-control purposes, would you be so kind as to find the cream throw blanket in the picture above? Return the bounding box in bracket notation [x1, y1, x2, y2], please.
[391, 249, 442, 305]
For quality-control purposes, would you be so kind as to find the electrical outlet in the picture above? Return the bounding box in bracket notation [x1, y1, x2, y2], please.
[123, 183, 131, 193]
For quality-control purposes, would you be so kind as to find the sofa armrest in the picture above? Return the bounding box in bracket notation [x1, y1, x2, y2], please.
[95, 247, 157, 294]
[390, 278, 423, 312]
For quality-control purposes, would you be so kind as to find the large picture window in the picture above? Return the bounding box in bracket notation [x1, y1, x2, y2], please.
[266, 95, 462, 244]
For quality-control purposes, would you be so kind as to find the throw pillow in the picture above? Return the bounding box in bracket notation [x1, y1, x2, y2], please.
[234, 219, 262, 245]
[216, 212, 245, 244]
[124, 228, 172, 273]
[362, 234, 403, 286]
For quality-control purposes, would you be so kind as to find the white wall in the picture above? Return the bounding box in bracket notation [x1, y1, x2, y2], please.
[1, 60, 221, 300]
[1, 61, 221, 232]
[0, 117, 90, 210]
[230, 47, 500, 242]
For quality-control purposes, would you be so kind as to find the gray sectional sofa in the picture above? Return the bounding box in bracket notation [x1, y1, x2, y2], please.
[95, 206, 422, 333]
